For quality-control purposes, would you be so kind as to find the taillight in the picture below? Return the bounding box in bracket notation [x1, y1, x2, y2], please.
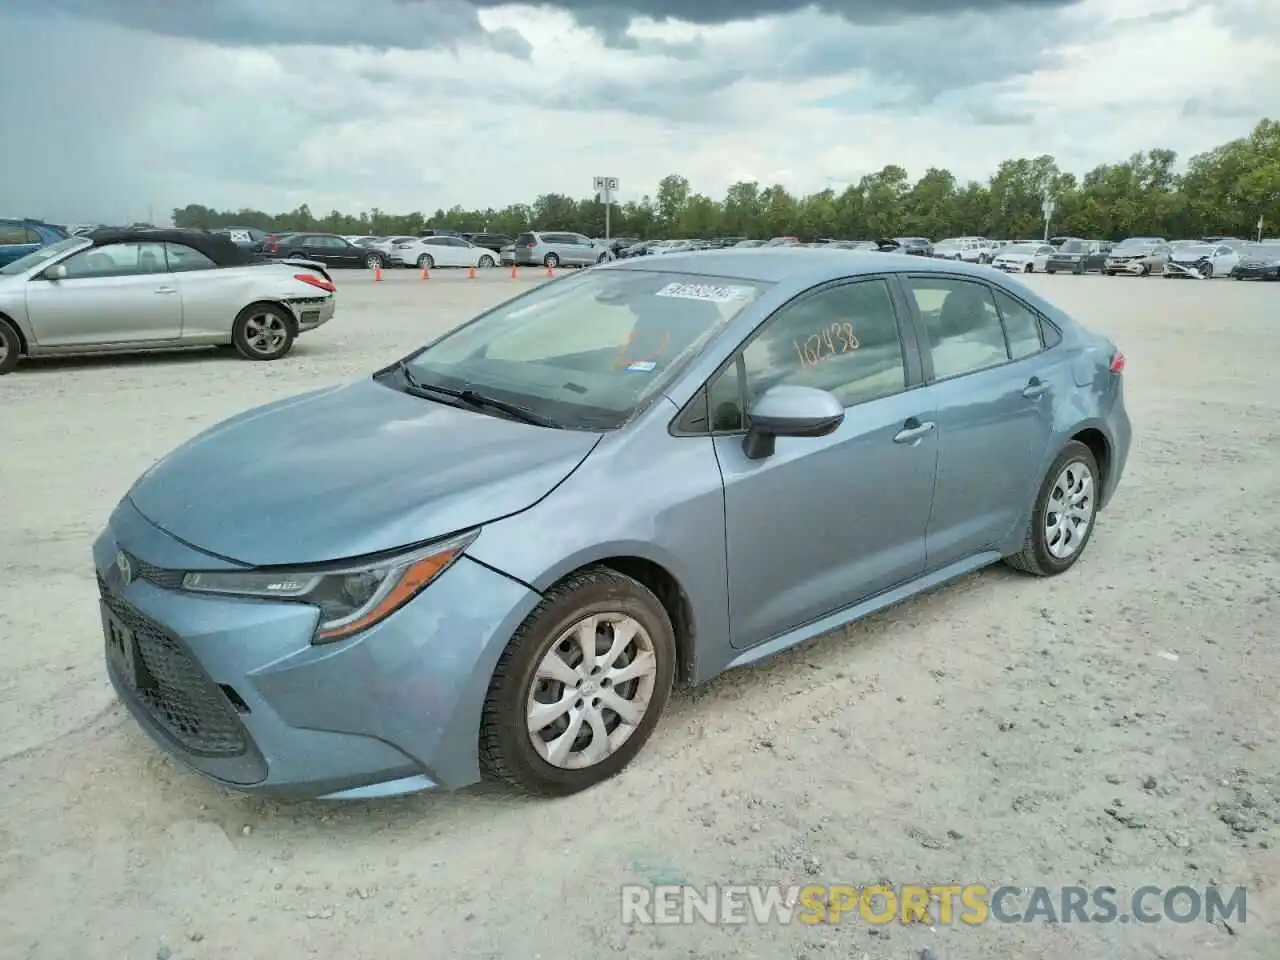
[295, 273, 336, 293]
[1110, 350, 1125, 374]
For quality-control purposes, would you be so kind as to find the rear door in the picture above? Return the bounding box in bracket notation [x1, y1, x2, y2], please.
[898, 274, 1057, 570]
[24, 240, 182, 346]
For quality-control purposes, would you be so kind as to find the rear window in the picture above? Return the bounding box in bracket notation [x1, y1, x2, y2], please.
[1060, 241, 1085, 253]
[516, 233, 536, 244]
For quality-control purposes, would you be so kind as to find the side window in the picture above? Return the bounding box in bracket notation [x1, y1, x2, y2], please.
[0, 224, 31, 245]
[737, 279, 907, 411]
[707, 359, 745, 432]
[992, 288, 1043, 360]
[905, 277, 1009, 380]
[165, 242, 216, 272]
[61, 242, 168, 278]
[1040, 320, 1062, 348]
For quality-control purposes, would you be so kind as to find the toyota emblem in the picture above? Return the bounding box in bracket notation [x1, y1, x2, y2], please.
[117, 551, 133, 586]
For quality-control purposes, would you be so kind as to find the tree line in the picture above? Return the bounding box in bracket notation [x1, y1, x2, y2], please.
[173, 119, 1280, 243]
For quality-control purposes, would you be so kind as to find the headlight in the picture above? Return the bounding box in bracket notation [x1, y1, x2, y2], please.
[181, 529, 478, 644]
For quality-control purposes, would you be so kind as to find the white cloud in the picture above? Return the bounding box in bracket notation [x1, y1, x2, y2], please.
[0, 0, 1275, 224]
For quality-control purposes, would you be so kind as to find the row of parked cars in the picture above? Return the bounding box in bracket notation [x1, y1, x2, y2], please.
[990, 236, 1280, 280]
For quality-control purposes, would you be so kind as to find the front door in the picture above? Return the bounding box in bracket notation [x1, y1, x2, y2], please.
[711, 277, 938, 650]
[899, 275, 1057, 570]
[25, 240, 182, 346]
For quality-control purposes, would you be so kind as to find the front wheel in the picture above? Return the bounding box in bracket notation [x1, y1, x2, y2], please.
[597, 253, 609, 264]
[478, 254, 495, 268]
[417, 254, 435, 271]
[0, 318, 21, 375]
[480, 567, 676, 796]
[1023, 263, 1034, 273]
[1005, 440, 1100, 577]
[1139, 263, 1150, 277]
[232, 304, 296, 362]
[1200, 263, 1213, 279]
[1046, 268, 1056, 275]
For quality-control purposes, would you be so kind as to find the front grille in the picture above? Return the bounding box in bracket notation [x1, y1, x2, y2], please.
[99, 575, 248, 757]
[130, 555, 186, 591]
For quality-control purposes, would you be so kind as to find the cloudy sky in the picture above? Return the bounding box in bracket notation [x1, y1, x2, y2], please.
[2, 0, 1277, 224]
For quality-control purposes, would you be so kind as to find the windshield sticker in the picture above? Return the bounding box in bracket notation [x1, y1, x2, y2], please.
[655, 282, 753, 303]
[625, 360, 658, 372]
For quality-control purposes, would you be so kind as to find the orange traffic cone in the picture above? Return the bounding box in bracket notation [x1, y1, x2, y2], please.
[509, 263, 518, 279]
[420, 264, 429, 281]
[545, 262, 555, 277]
[467, 265, 477, 280]
[373, 263, 383, 282]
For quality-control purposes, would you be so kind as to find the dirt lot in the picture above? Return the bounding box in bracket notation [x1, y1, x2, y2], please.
[2, 266, 1277, 960]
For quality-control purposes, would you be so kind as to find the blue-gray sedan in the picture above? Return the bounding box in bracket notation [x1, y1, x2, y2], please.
[95, 249, 1131, 800]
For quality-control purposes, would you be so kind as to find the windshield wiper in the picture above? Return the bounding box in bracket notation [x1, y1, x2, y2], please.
[397, 362, 559, 427]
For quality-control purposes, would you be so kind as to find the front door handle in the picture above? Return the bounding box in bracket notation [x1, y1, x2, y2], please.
[154, 287, 178, 295]
[893, 420, 936, 444]
[1022, 378, 1049, 399]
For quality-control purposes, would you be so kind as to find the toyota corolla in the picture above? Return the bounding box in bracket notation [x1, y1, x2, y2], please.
[95, 249, 1131, 800]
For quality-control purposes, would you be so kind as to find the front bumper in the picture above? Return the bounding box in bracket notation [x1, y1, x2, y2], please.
[1230, 265, 1280, 280]
[1103, 258, 1151, 274]
[93, 500, 540, 799]
[991, 260, 1030, 273]
[1163, 262, 1210, 278]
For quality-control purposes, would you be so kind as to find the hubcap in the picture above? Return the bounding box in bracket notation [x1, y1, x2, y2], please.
[243, 314, 287, 355]
[526, 613, 658, 770]
[1044, 461, 1095, 560]
[0, 336, 8, 365]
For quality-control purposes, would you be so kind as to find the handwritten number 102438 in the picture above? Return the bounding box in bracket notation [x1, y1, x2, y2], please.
[794, 322, 859, 369]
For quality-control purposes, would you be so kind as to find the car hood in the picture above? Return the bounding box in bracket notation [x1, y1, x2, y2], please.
[1109, 248, 1149, 257]
[127, 378, 602, 567]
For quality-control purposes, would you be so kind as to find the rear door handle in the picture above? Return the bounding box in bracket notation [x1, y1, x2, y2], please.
[1022, 378, 1049, 399]
[154, 287, 177, 295]
[893, 420, 936, 444]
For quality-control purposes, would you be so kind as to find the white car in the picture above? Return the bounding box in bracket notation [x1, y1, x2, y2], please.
[391, 235, 501, 270]
[1162, 242, 1240, 279]
[933, 237, 992, 263]
[990, 242, 1053, 274]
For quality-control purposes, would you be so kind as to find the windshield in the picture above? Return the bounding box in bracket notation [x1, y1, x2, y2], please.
[1059, 241, 1086, 253]
[402, 269, 769, 430]
[1176, 245, 1215, 258]
[1241, 243, 1280, 258]
[1115, 239, 1157, 250]
[1001, 244, 1040, 255]
[0, 237, 85, 275]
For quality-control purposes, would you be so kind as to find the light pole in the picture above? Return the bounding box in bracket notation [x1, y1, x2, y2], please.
[1041, 193, 1056, 243]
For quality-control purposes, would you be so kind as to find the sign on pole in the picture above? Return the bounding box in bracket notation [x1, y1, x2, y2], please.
[1041, 194, 1056, 243]
[594, 176, 620, 244]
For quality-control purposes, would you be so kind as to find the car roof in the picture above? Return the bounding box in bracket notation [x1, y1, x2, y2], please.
[85, 227, 260, 266]
[605, 247, 1004, 285]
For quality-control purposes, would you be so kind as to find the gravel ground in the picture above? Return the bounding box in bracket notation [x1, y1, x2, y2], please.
[1, 266, 1277, 960]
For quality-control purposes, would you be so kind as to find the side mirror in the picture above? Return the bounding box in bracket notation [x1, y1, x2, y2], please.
[43, 264, 67, 281]
[742, 385, 845, 460]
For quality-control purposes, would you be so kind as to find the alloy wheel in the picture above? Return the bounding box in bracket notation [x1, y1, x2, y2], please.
[1044, 461, 1095, 560]
[526, 613, 658, 770]
[241, 313, 288, 356]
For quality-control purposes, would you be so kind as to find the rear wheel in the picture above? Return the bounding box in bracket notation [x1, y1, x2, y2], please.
[1046, 268, 1056, 275]
[478, 254, 495, 268]
[0, 318, 21, 375]
[480, 567, 676, 796]
[1005, 440, 1100, 577]
[365, 253, 385, 270]
[232, 304, 296, 362]
[1023, 263, 1034, 273]
[544, 253, 560, 269]
[417, 254, 435, 270]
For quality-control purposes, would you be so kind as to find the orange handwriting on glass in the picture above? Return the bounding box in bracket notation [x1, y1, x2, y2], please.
[793, 322, 859, 368]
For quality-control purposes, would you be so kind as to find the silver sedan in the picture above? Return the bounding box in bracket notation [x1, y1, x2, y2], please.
[0, 229, 336, 375]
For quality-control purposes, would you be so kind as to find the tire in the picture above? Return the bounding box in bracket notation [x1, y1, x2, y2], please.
[479, 566, 676, 796]
[544, 253, 560, 269]
[1102, 270, 1113, 276]
[478, 254, 494, 268]
[417, 254, 435, 270]
[597, 253, 609, 264]
[1023, 263, 1034, 273]
[1046, 268, 1055, 275]
[1005, 440, 1101, 577]
[231, 303, 296, 362]
[365, 254, 385, 270]
[1139, 263, 1150, 277]
[1201, 263, 1213, 279]
[0, 317, 21, 375]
